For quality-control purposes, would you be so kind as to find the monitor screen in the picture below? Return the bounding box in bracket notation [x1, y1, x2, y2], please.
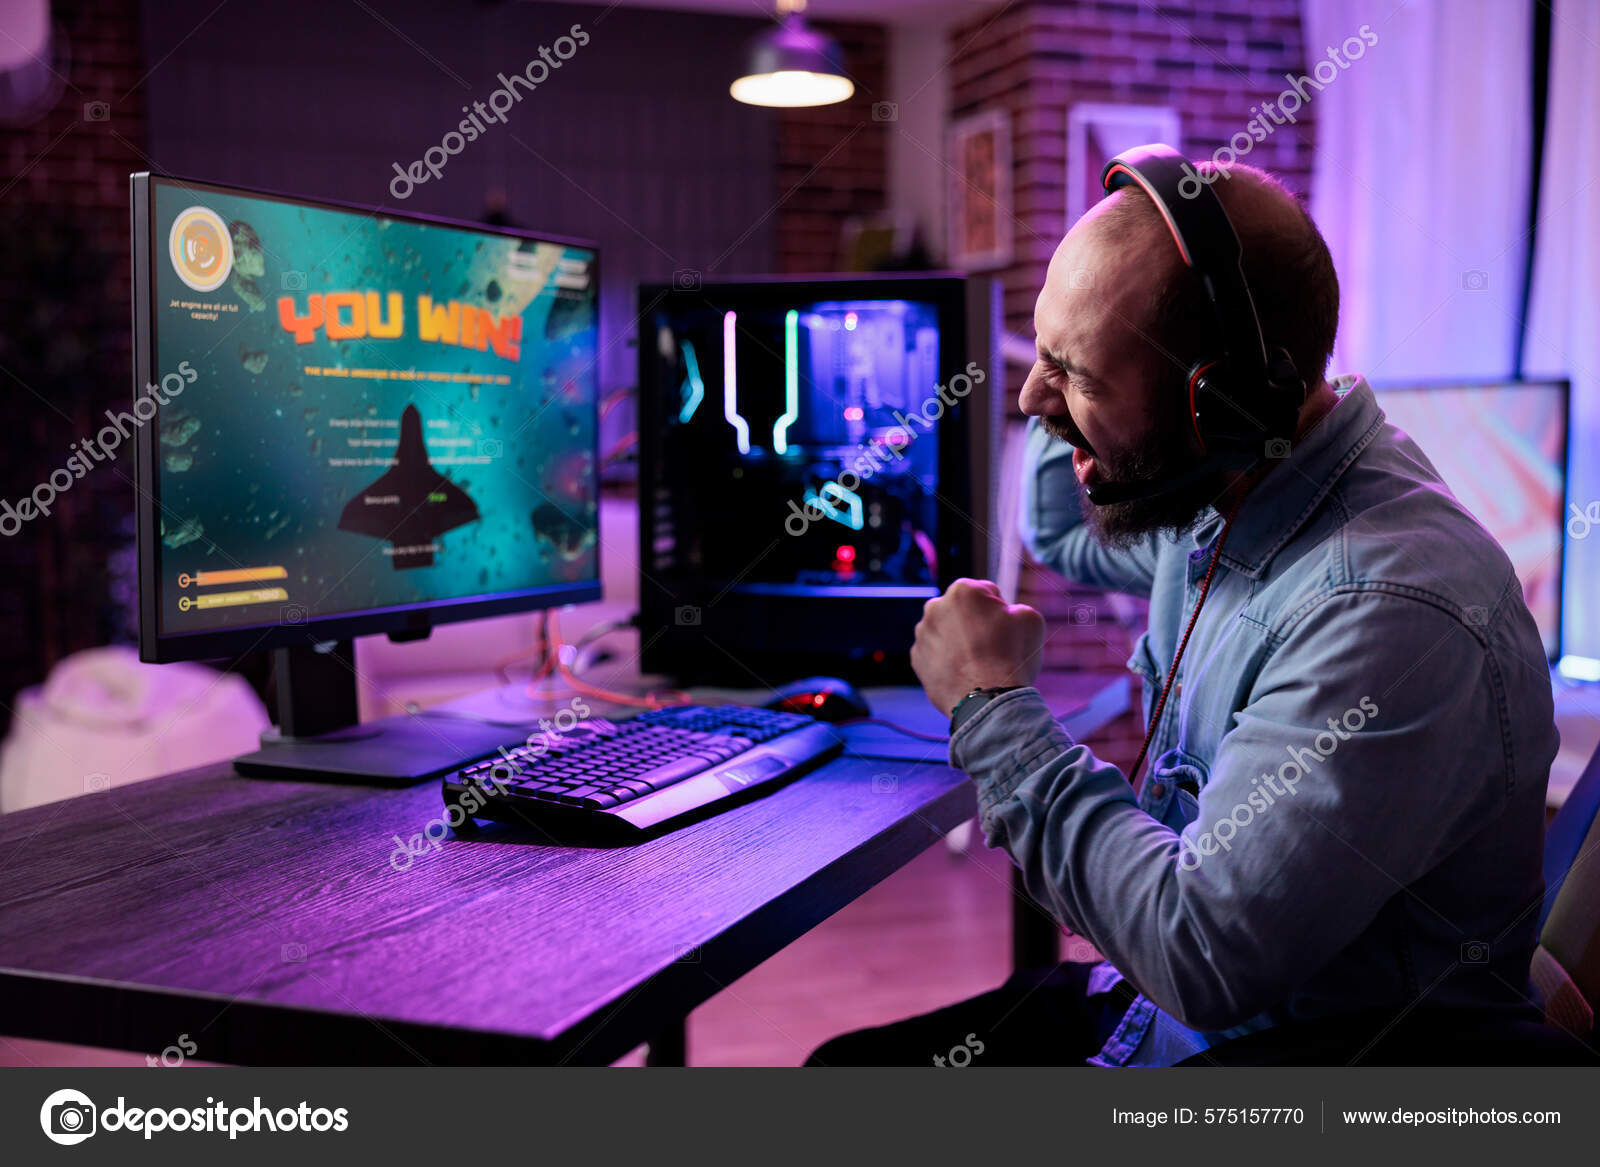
[638, 275, 992, 684]
[136, 177, 599, 653]
[1373, 380, 1568, 659]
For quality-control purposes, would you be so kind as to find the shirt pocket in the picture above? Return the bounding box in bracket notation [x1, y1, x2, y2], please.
[1141, 747, 1209, 833]
[1126, 631, 1162, 726]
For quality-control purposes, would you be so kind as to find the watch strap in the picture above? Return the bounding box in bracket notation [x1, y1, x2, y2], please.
[949, 685, 1024, 735]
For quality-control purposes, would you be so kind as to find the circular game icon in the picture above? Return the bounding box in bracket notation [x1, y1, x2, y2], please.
[168, 205, 233, 292]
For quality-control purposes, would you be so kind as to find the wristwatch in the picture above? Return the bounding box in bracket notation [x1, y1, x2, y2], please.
[949, 685, 1025, 734]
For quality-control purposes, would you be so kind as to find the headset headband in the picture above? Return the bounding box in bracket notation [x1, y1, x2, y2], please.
[1100, 144, 1272, 397]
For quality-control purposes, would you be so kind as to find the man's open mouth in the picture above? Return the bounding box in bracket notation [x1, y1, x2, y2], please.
[1072, 446, 1099, 485]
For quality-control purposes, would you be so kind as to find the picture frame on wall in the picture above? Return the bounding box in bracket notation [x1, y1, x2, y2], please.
[948, 108, 1012, 271]
[1066, 103, 1181, 227]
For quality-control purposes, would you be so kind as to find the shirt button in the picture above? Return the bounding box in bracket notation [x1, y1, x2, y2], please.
[1149, 783, 1168, 798]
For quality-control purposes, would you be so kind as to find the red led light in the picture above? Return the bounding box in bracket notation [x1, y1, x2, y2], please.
[843, 406, 863, 421]
[836, 545, 856, 563]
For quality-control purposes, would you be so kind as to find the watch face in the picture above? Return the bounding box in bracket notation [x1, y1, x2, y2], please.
[951, 688, 992, 725]
[952, 686, 1024, 726]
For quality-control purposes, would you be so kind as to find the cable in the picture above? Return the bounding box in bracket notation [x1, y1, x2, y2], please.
[599, 385, 633, 422]
[841, 715, 949, 744]
[1126, 491, 1246, 791]
[492, 612, 549, 685]
[602, 432, 638, 465]
[546, 609, 692, 710]
[500, 612, 631, 702]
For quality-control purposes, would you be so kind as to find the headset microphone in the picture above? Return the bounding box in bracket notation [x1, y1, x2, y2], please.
[1084, 453, 1238, 506]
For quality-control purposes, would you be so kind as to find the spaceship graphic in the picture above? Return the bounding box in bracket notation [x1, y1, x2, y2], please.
[339, 404, 479, 569]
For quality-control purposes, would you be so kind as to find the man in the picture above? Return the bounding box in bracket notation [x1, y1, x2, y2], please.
[810, 159, 1561, 1066]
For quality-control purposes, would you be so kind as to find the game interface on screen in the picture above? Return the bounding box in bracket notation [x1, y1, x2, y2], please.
[149, 180, 598, 636]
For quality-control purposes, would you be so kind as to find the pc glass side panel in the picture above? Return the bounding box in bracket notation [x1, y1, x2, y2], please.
[132, 174, 601, 662]
[636, 275, 988, 685]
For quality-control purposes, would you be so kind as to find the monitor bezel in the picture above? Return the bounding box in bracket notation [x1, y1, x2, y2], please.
[131, 171, 602, 664]
[1370, 376, 1571, 663]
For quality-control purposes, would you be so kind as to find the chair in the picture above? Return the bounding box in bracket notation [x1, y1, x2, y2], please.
[1531, 737, 1600, 1037]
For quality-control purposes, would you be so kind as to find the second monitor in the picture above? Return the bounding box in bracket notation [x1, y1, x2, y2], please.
[638, 274, 999, 685]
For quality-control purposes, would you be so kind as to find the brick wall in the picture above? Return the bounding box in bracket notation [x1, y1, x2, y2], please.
[0, 0, 149, 733]
[0, 3, 888, 727]
[774, 21, 891, 273]
[948, 0, 1318, 774]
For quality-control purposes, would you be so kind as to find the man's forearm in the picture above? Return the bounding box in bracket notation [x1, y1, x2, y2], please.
[947, 685, 1262, 1032]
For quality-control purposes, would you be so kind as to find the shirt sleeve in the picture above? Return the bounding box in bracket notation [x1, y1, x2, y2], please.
[952, 590, 1511, 1033]
[1020, 416, 1162, 597]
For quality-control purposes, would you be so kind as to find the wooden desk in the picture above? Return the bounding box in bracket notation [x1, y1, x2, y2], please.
[0, 672, 1126, 1065]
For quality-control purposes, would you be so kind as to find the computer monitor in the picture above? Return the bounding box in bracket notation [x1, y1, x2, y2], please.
[1372, 378, 1569, 660]
[637, 274, 999, 685]
[130, 174, 599, 781]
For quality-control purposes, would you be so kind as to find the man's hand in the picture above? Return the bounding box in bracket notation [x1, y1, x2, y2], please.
[911, 578, 1046, 716]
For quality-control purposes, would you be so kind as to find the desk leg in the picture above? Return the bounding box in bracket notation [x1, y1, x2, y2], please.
[1010, 867, 1059, 971]
[644, 1019, 687, 1067]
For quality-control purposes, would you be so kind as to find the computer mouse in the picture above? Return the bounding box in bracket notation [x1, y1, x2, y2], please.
[764, 676, 871, 723]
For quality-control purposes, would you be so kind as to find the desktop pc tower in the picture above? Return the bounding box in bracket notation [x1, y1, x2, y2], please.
[636, 274, 1001, 686]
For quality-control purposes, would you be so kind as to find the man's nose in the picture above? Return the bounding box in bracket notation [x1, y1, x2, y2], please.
[1018, 366, 1065, 417]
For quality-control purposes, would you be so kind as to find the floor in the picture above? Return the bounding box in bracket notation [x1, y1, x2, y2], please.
[624, 828, 1028, 1067]
[0, 827, 1057, 1068]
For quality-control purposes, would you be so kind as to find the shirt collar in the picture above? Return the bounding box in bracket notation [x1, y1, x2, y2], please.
[1189, 375, 1386, 579]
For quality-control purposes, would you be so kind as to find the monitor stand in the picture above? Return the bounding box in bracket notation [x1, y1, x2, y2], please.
[232, 641, 518, 786]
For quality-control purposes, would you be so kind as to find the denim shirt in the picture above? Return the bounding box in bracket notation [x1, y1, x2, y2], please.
[953, 376, 1557, 1065]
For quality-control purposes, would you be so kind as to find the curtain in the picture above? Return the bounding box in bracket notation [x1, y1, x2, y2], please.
[1303, 0, 1532, 381]
[1523, 0, 1600, 664]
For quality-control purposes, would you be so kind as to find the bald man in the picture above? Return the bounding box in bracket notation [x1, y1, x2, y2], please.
[810, 161, 1563, 1066]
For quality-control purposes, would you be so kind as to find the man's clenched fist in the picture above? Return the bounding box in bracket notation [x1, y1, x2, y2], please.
[910, 578, 1046, 716]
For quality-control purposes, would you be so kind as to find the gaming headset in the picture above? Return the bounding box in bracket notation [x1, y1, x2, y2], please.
[1076, 143, 1307, 506]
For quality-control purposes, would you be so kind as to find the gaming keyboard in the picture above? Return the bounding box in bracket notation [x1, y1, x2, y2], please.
[441, 704, 843, 837]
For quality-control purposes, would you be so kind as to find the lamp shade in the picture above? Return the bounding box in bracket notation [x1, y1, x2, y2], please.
[730, 14, 854, 108]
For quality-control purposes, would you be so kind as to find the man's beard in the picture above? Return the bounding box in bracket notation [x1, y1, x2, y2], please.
[1041, 407, 1221, 549]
